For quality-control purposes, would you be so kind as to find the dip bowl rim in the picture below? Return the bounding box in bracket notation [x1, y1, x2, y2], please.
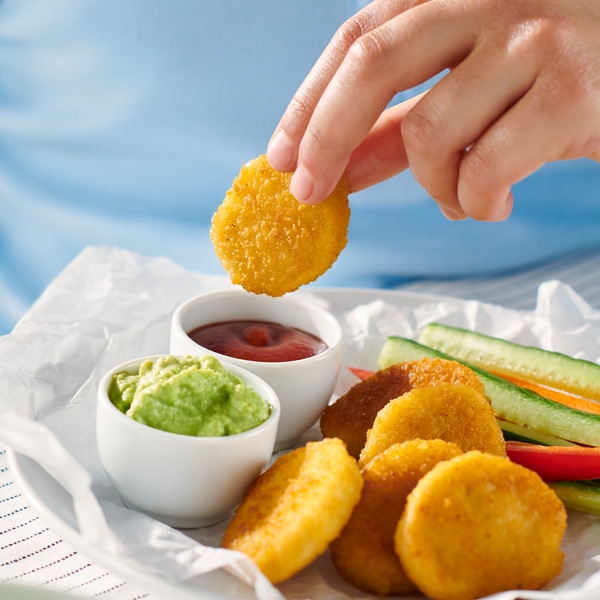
[168, 288, 344, 451]
[169, 288, 344, 369]
[97, 353, 281, 443]
[96, 352, 281, 528]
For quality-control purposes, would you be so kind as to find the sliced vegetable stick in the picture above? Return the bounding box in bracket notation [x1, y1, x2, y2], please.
[378, 336, 600, 447]
[499, 420, 576, 447]
[347, 367, 375, 381]
[352, 365, 600, 416]
[419, 323, 600, 401]
[349, 365, 580, 446]
[550, 481, 600, 515]
[500, 374, 600, 415]
[348, 365, 578, 446]
[505, 441, 600, 482]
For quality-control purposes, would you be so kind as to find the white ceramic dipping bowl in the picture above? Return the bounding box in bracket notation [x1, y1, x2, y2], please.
[96, 355, 280, 529]
[170, 290, 344, 450]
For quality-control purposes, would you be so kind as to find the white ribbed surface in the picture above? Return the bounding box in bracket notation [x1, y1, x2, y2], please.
[0, 448, 155, 599]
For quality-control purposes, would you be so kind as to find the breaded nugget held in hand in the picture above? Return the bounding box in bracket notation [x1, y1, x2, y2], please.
[221, 438, 362, 584]
[359, 383, 505, 467]
[210, 154, 350, 297]
[331, 439, 463, 596]
[321, 358, 485, 459]
[397, 452, 567, 600]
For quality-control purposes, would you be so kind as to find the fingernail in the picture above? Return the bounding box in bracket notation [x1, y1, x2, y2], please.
[267, 130, 295, 171]
[440, 206, 463, 221]
[290, 163, 314, 203]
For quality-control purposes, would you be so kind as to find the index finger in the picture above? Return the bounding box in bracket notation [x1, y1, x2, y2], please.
[267, 0, 415, 173]
[283, 1, 478, 204]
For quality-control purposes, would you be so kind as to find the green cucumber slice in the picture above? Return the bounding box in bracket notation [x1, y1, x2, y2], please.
[378, 336, 600, 447]
[550, 481, 600, 515]
[419, 323, 600, 401]
[377, 336, 443, 366]
[498, 420, 576, 447]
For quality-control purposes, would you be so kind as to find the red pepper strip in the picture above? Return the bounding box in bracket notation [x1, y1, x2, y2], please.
[347, 367, 375, 381]
[505, 441, 600, 482]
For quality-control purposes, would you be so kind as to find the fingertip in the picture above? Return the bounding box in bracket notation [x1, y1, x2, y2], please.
[460, 189, 514, 221]
[267, 130, 296, 172]
[290, 163, 315, 203]
[496, 190, 514, 221]
[290, 163, 340, 205]
[439, 206, 466, 221]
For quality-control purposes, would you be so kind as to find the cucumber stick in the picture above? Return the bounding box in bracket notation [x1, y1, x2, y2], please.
[419, 323, 600, 401]
[550, 481, 600, 515]
[498, 420, 576, 447]
[378, 336, 600, 447]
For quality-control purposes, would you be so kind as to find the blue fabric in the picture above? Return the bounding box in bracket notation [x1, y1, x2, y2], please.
[0, 0, 599, 334]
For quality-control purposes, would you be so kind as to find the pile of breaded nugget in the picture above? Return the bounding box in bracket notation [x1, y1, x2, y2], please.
[222, 358, 567, 600]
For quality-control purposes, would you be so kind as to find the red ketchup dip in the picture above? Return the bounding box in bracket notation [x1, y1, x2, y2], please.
[187, 320, 328, 362]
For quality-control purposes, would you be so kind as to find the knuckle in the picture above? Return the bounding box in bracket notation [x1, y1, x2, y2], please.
[346, 27, 392, 75]
[459, 149, 501, 220]
[307, 121, 348, 160]
[401, 105, 444, 157]
[461, 147, 494, 193]
[331, 11, 378, 59]
[287, 91, 316, 126]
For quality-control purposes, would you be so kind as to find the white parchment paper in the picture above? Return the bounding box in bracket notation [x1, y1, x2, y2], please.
[2, 245, 600, 600]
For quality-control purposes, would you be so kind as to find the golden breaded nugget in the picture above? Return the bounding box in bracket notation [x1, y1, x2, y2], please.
[405, 357, 484, 393]
[359, 383, 505, 467]
[210, 154, 350, 296]
[396, 451, 567, 600]
[321, 364, 413, 458]
[221, 438, 362, 584]
[331, 439, 463, 596]
[321, 359, 484, 459]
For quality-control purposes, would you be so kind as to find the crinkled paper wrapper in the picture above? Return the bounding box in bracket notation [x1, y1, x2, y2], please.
[2, 246, 600, 600]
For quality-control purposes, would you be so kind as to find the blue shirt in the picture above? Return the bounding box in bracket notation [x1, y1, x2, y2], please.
[1, 0, 599, 334]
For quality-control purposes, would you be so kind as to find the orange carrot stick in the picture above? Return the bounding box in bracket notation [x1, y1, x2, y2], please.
[350, 364, 600, 417]
[494, 373, 600, 416]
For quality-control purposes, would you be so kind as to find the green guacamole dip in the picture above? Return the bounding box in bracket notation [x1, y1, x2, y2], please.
[108, 355, 271, 436]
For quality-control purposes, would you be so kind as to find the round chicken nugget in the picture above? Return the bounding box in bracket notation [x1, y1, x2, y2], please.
[359, 383, 505, 467]
[396, 451, 567, 600]
[221, 438, 362, 584]
[321, 364, 413, 458]
[321, 359, 484, 459]
[405, 357, 484, 393]
[210, 154, 350, 297]
[331, 439, 463, 596]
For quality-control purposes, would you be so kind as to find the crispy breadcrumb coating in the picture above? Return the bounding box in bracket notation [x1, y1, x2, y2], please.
[358, 383, 506, 467]
[221, 438, 362, 584]
[397, 451, 567, 600]
[321, 358, 485, 459]
[211, 155, 350, 296]
[331, 439, 463, 596]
